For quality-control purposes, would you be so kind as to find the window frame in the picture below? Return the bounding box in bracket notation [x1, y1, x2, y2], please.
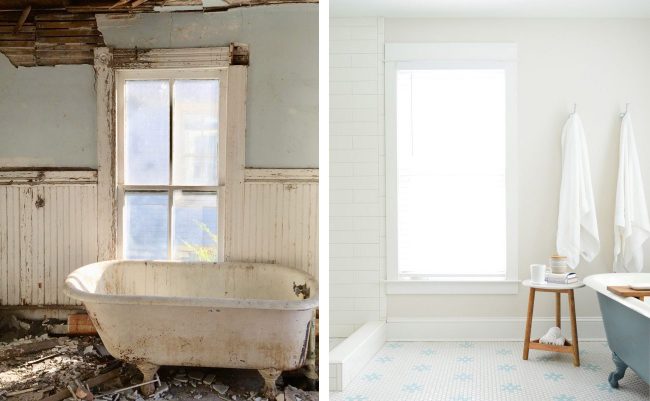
[115, 68, 228, 261]
[384, 43, 519, 294]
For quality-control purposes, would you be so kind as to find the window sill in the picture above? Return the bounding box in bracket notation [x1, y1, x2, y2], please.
[385, 279, 520, 295]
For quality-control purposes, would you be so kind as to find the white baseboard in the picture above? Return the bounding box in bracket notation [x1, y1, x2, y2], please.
[387, 316, 605, 341]
[329, 321, 386, 392]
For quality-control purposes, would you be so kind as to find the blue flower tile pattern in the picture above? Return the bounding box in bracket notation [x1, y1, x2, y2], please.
[582, 363, 601, 372]
[497, 364, 516, 372]
[501, 383, 522, 392]
[544, 372, 565, 382]
[402, 383, 423, 393]
[330, 341, 649, 401]
[454, 373, 473, 382]
[413, 364, 432, 372]
[362, 373, 381, 382]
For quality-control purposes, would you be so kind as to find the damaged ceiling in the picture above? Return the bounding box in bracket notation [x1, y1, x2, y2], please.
[0, 0, 318, 67]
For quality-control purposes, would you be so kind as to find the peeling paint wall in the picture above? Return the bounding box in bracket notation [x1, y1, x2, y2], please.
[0, 4, 318, 168]
[0, 57, 96, 168]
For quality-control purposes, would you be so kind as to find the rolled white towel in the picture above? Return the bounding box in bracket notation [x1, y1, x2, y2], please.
[539, 326, 566, 346]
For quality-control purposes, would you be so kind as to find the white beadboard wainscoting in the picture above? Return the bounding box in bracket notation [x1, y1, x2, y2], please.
[229, 169, 319, 279]
[0, 168, 318, 307]
[0, 170, 98, 306]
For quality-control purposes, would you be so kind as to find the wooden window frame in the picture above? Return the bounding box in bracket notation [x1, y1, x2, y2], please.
[95, 47, 247, 263]
[115, 68, 227, 260]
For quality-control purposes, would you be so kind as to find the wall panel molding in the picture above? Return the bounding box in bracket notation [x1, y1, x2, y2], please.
[245, 168, 318, 182]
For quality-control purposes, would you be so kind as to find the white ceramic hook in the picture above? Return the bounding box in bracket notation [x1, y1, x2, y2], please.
[620, 103, 630, 118]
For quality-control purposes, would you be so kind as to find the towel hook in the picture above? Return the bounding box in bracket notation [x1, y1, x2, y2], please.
[570, 103, 577, 116]
[620, 103, 630, 118]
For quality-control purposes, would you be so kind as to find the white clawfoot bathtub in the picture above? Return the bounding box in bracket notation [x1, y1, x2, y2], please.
[64, 260, 318, 396]
[584, 273, 649, 388]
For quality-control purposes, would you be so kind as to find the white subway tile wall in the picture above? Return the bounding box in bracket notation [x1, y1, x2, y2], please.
[330, 17, 386, 338]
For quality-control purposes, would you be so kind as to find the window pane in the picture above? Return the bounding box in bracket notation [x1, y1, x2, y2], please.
[172, 191, 218, 261]
[172, 80, 219, 186]
[124, 192, 168, 259]
[396, 69, 506, 277]
[124, 80, 170, 185]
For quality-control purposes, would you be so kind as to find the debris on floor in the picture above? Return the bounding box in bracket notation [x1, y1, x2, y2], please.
[0, 315, 318, 401]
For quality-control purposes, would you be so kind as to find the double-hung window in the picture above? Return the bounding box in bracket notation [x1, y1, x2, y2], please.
[385, 43, 518, 294]
[116, 69, 226, 261]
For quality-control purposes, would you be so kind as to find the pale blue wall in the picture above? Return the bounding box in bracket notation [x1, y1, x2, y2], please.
[0, 4, 318, 168]
[0, 59, 96, 168]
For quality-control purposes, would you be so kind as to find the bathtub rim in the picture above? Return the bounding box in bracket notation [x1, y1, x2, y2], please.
[584, 273, 650, 319]
[64, 260, 319, 311]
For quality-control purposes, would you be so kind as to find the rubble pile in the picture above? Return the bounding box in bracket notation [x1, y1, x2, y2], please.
[0, 316, 318, 401]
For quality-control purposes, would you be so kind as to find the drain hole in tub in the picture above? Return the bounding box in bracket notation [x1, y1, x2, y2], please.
[293, 282, 310, 299]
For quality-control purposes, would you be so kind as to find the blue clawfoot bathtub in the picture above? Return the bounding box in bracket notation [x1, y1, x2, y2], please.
[584, 273, 650, 388]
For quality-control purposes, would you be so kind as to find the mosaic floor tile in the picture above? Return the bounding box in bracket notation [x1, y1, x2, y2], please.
[330, 341, 649, 401]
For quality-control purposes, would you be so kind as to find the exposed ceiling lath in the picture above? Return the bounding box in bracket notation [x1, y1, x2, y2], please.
[0, 0, 317, 67]
[0, 12, 104, 67]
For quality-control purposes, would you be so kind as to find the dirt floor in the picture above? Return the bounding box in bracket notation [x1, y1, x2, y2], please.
[0, 315, 318, 401]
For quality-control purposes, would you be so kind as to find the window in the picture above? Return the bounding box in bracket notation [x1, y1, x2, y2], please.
[116, 69, 226, 261]
[385, 43, 518, 294]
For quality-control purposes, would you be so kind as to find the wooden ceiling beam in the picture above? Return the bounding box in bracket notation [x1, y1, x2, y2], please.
[14, 5, 31, 33]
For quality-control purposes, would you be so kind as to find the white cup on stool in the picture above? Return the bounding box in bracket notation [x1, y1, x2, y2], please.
[530, 264, 547, 284]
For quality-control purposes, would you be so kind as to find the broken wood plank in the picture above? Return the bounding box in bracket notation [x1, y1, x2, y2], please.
[0, 339, 59, 361]
[23, 351, 64, 366]
[39, 369, 121, 401]
[14, 6, 31, 34]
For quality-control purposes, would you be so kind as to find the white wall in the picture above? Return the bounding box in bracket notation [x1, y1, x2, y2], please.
[330, 17, 650, 335]
[330, 17, 386, 337]
[0, 4, 318, 169]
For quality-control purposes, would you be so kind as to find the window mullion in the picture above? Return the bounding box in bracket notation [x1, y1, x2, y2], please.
[168, 78, 175, 260]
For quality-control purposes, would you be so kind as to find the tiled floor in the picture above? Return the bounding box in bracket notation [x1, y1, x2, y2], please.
[330, 341, 649, 401]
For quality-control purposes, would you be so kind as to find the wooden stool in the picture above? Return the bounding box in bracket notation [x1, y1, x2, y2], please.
[522, 279, 585, 367]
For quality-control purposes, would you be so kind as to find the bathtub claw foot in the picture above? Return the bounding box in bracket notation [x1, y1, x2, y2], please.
[258, 368, 281, 399]
[136, 362, 160, 396]
[608, 352, 628, 388]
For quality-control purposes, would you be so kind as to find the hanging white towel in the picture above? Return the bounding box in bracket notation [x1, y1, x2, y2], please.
[613, 113, 650, 273]
[556, 113, 600, 269]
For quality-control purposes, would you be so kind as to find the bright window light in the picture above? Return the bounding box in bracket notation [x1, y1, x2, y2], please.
[396, 69, 507, 278]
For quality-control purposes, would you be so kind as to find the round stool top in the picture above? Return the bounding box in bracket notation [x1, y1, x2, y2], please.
[522, 279, 585, 290]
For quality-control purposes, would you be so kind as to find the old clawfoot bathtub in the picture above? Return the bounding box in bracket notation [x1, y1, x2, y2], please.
[64, 260, 318, 396]
[584, 273, 649, 388]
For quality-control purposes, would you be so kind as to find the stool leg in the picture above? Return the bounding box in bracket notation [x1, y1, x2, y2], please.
[523, 288, 535, 360]
[555, 292, 561, 329]
[568, 289, 580, 366]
